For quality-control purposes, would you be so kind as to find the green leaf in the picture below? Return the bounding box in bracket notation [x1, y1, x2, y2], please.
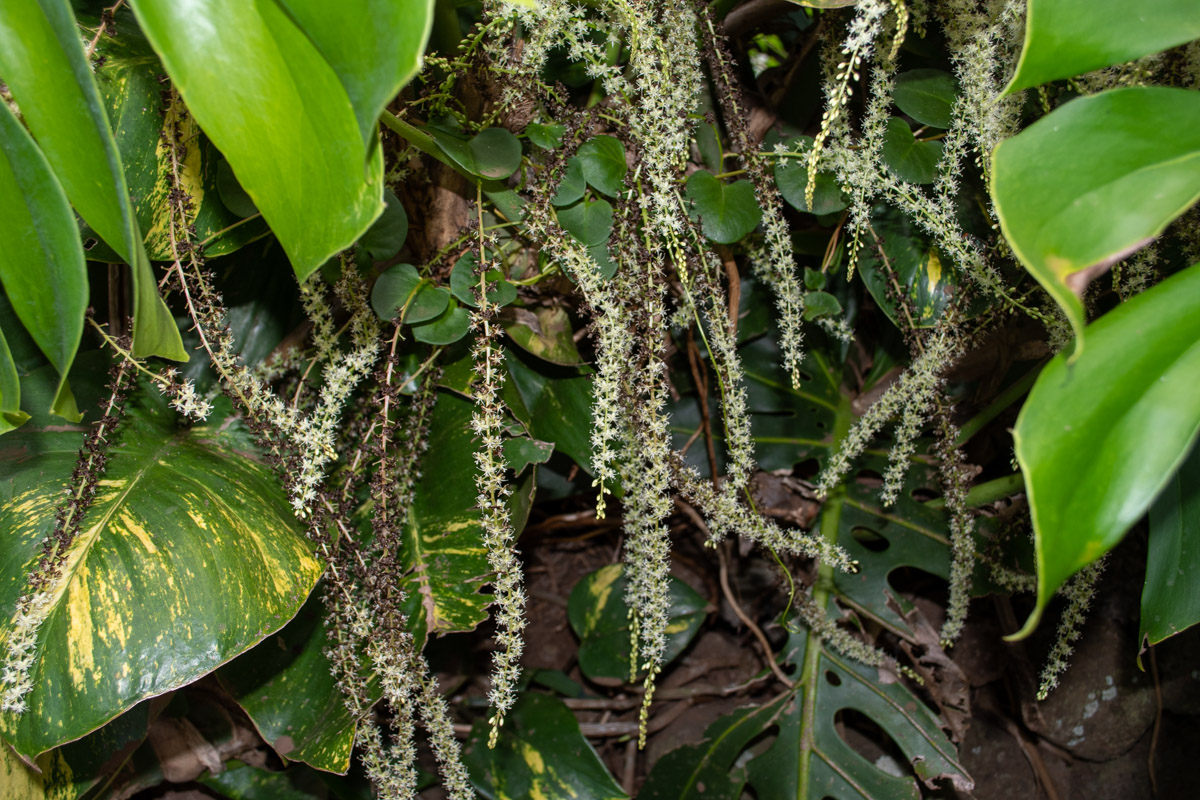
[576, 135, 627, 198]
[469, 127, 524, 180]
[802, 290, 842, 321]
[398, 392, 534, 635]
[502, 436, 554, 476]
[881, 117, 942, 185]
[201, 760, 326, 800]
[746, 624, 972, 800]
[858, 205, 961, 329]
[359, 188, 409, 261]
[504, 349, 595, 472]
[462, 693, 628, 800]
[1005, 0, 1200, 93]
[0, 0, 186, 362]
[684, 171, 763, 244]
[450, 253, 518, 308]
[1012, 262, 1200, 637]
[551, 157, 587, 208]
[273, 0, 435, 149]
[527, 122, 566, 150]
[0, 383, 322, 758]
[502, 306, 585, 366]
[130, 0, 386, 280]
[639, 697, 788, 800]
[410, 299, 472, 345]
[567, 564, 706, 682]
[220, 594, 369, 774]
[557, 197, 614, 247]
[371, 264, 449, 324]
[892, 69, 958, 129]
[992, 87, 1200, 344]
[0, 328, 30, 435]
[1142, 445, 1200, 649]
[803, 267, 827, 291]
[0, 100, 84, 422]
[87, 24, 269, 260]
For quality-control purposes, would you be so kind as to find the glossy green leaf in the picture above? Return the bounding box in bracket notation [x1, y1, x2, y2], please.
[882, 117, 942, 185]
[130, 0, 386, 280]
[86, 24, 269, 260]
[219, 594, 371, 774]
[1142, 444, 1200, 649]
[0, 328, 29, 435]
[359, 189, 408, 261]
[892, 69, 958, 129]
[859, 205, 961, 329]
[399, 391, 534, 635]
[775, 138, 850, 215]
[557, 197, 614, 247]
[0, 383, 322, 757]
[503, 436, 554, 476]
[0, 101, 84, 423]
[0, 0, 186, 362]
[502, 306, 585, 366]
[588, 243, 619, 280]
[802, 290, 842, 321]
[804, 267, 827, 291]
[527, 122, 566, 150]
[1013, 262, 1200, 637]
[504, 349, 595, 471]
[410, 300, 472, 345]
[1006, 0, 1200, 93]
[450, 253, 518, 308]
[462, 693, 627, 800]
[746, 624, 972, 800]
[576, 135, 627, 198]
[685, 171, 763, 244]
[992, 87, 1200, 343]
[551, 157, 587, 207]
[274, 0, 435, 149]
[567, 564, 707, 682]
[639, 696, 788, 800]
[469, 128, 524, 180]
[202, 760, 326, 800]
[371, 264, 449, 324]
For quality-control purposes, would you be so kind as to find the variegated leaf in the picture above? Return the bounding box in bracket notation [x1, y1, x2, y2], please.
[0, 381, 321, 758]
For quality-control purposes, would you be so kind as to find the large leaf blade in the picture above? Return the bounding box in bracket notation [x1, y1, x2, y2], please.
[0, 0, 186, 362]
[0, 101, 84, 423]
[130, 0, 385, 280]
[991, 87, 1200, 342]
[1013, 262, 1200, 636]
[1006, 0, 1200, 93]
[1142, 445, 1200, 648]
[0, 386, 322, 757]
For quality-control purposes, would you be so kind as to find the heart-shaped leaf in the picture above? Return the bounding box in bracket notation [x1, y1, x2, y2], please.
[576, 135, 627, 197]
[359, 188, 409, 261]
[449, 252, 518, 309]
[991, 87, 1200, 344]
[893, 69, 959, 129]
[557, 197, 614, 247]
[552, 157, 587, 207]
[685, 171, 763, 244]
[774, 138, 849, 216]
[567, 564, 706, 682]
[0, 381, 321, 758]
[527, 122, 566, 150]
[1013, 261, 1200, 637]
[882, 117, 943, 184]
[371, 264, 449, 324]
[410, 299, 472, 345]
[1006, 0, 1200, 93]
[468, 127, 523, 180]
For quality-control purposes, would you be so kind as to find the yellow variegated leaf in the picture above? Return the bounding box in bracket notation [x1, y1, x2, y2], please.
[0, 382, 320, 758]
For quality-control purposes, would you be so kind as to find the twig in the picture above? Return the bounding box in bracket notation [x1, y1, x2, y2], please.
[713, 538, 794, 688]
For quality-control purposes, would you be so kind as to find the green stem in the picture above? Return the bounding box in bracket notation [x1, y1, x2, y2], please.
[926, 472, 1026, 509]
[955, 360, 1046, 445]
[795, 390, 855, 800]
[380, 112, 479, 185]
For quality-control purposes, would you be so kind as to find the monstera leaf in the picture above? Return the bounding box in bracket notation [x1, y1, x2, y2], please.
[0, 377, 321, 758]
